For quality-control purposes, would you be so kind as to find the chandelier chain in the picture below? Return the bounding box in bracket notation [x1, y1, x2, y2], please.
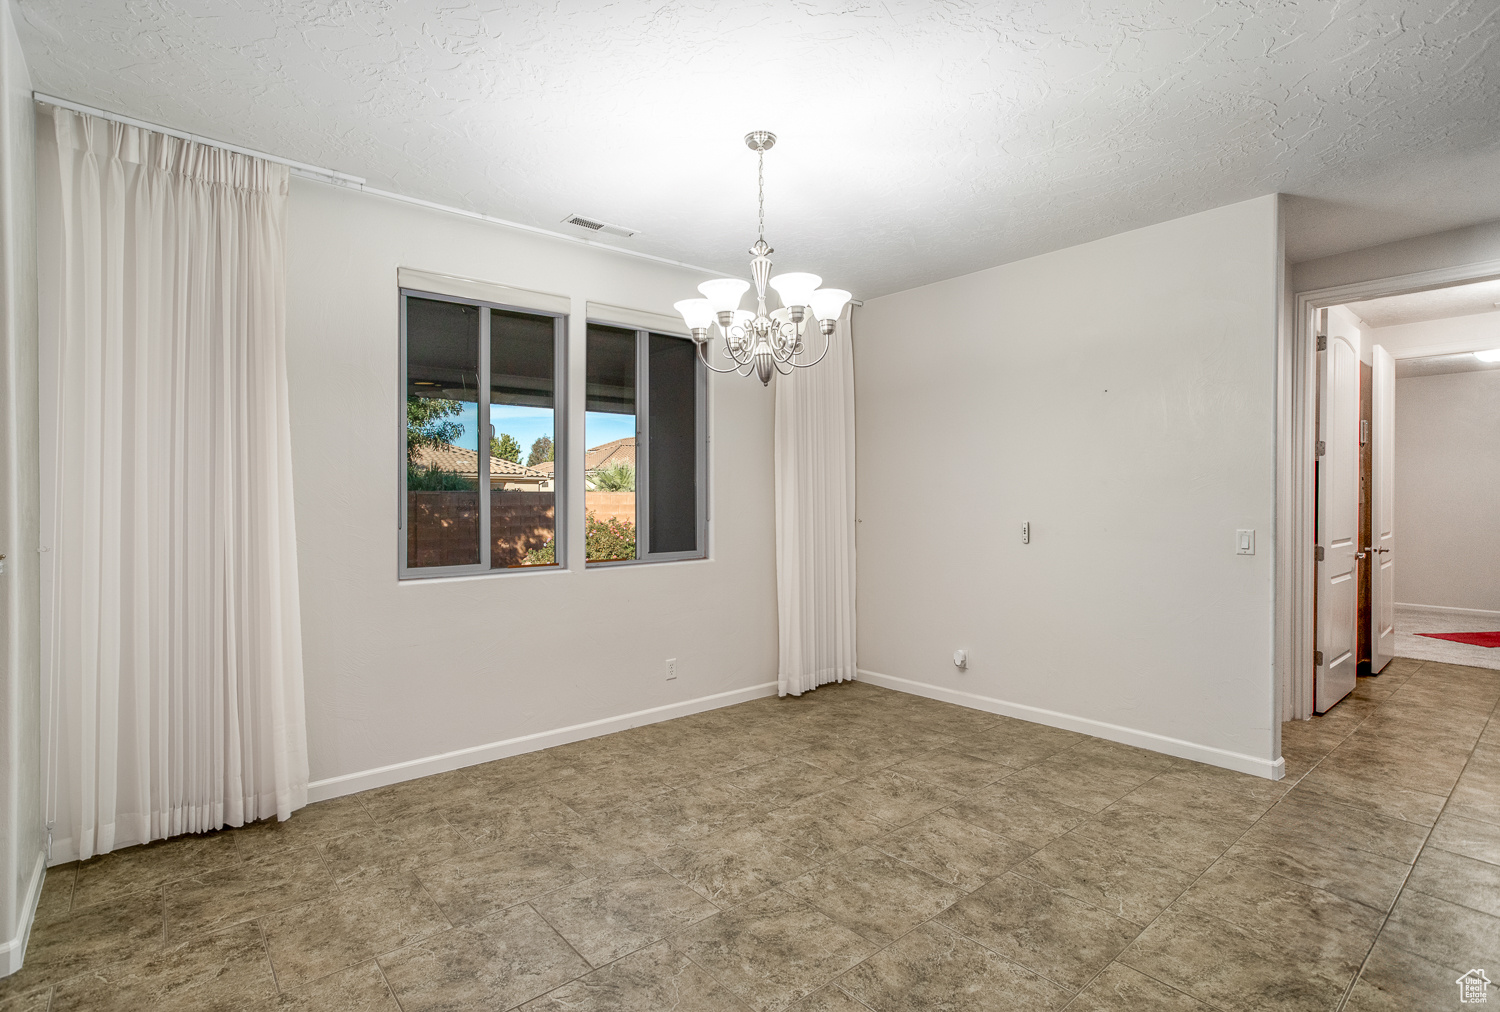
[757, 147, 765, 242]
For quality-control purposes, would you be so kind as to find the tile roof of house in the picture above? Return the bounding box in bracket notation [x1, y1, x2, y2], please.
[411, 443, 550, 481]
[585, 437, 635, 472]
[451, 439, 628, 479]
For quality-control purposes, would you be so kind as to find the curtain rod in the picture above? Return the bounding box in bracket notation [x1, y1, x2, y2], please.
[30, 92, 727, 277]
[30, 91, 863, 300]
[35, 92, 366, 184]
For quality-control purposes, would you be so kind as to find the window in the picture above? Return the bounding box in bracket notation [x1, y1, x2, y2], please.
[585, 323, 706, 564]
[401, 290, 564, 577]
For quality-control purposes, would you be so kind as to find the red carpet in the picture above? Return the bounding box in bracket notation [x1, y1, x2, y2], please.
[1418, 631, 1500, 648]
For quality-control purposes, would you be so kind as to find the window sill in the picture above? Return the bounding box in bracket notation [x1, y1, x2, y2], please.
[585, 555, 710, 571]
[397, 564, 566, 585]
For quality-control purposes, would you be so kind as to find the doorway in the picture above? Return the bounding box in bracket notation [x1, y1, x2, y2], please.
[1283, 267, 1500, 719]
[1342, 279, 1500, 674]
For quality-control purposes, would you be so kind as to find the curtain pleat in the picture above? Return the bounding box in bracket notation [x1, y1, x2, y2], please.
[39, 105, 308, 862]
[775, 310, 858, 696]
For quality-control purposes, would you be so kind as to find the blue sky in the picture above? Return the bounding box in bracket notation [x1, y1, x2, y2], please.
[586, 411, 636, 448]
[444, 402, 634, 459]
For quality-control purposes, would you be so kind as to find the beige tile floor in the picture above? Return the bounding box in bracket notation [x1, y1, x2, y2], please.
[3, 657, 1498, 1012]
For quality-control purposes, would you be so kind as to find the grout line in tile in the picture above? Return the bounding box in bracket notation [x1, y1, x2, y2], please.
[677, 947, 760, 1011]
[522, 898, 599, 974]
[1111, 961, 1236, 1012]
[829, 978, 881, 1012]
[931, 911, 1094, 997]
[1057, 960, 1217, 1012]
[818, 912, 975, 1006]
[372, 954, 408, 1012]
[253, 917, 286, 998]
[310, 837, 350, 898]
[408, 869, 458, 939]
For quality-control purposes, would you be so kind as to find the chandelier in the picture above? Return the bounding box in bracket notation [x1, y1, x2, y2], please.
[675, 131, 851, 385]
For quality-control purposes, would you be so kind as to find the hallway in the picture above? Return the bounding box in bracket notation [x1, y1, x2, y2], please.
[1391, 606, 1500, 672]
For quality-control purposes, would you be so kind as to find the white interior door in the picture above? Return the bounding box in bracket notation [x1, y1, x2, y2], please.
[1370, 344, 1396, 672]
[1315, 325, 1360, 712]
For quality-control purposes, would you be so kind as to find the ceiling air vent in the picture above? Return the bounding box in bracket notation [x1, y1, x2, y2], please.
[562, 214, 637, 238]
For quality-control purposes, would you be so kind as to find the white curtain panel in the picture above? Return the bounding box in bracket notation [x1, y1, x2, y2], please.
[775, 309, 858, 696]
[38, 106, 307, 861]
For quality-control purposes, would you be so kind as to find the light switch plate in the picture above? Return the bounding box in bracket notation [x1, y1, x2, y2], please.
[1236, 529, 1255, 555]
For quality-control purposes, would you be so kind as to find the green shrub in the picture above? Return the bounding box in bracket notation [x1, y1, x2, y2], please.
[521, 511, 636, 565]
[523, 539, 556, 565]
[406, 464, 476, 491]
[592, 461, 634, 491]
[586, 511, 636, 560]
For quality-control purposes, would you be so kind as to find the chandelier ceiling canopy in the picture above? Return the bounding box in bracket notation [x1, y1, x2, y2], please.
[675, 132, 850, 386]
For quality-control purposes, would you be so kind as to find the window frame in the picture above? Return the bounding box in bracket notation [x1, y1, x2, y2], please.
[585, 322, 708, 567]
[398, 287, 568, 580]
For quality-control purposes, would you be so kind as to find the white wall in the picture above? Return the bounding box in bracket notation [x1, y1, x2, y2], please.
[1366, 310, 1500, 361]
[1393, 368, 1500, 614]
[286, 179, 778, 795]
[0, 0, 42, 976]
[854, 195, 1282, 777]
[1292, 218, 1500, 294]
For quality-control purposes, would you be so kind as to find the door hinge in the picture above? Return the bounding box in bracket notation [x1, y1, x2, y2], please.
[1316, 440, 1326, 457]
[1360, 419, 1369, 445]
[1314, 650, 1324, 667]
[1316, 335, 1327, 352]
[1314, 545, 1325, 562]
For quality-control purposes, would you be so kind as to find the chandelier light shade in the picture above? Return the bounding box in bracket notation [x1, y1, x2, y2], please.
[675, 131, 852, 385]
[767, 272, 821, 312]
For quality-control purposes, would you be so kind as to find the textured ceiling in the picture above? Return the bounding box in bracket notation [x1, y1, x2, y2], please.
[1396, 352, 1500, 378]
[15, 1, 1500, 297]
[1345, 277, 1500, 328]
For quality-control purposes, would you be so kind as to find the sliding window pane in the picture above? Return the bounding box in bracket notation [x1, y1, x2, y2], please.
[648, 333, 699, 554]
[585, 324, 637, 563]
[491, 309, 559, 568]
[405, 297, 481, 569]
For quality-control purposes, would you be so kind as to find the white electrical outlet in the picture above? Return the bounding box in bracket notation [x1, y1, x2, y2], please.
[666, 658, 678, 681]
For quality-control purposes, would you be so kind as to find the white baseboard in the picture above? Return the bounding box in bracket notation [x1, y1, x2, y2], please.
[307, 681, 780, 803]
[0, 850, 46, 977]
[1396, 602, 1500, 621]
[858, 669, 1284, 781]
